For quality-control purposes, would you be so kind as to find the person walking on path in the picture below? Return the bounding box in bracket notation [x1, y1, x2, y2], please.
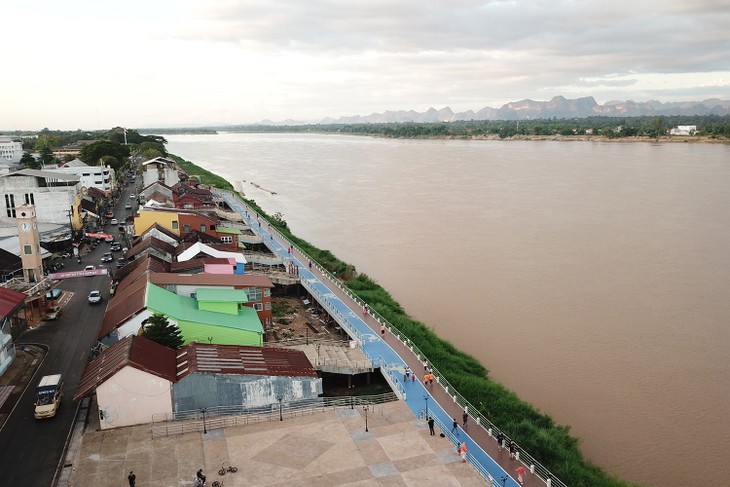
[362, 305, 368, 316]
[380, 323, 385, 336]
[459, 442, 468, 463]
[451, 418, 459, 436]
[509, 440, 518, 460]
[462, 409, 468, 428]
[515, 465, 526, 485]
[128, 471, 136, 487]
[428, 373, 434, 385]
[496, 431, 505, 451]
[411, 373, 416, 383]
[428, 417, 435, 436]
[423, 359, 428, 371]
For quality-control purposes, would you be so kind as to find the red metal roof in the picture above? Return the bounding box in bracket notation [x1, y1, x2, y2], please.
[169, 257, 233, 273]
[176, 343, 317, 381]
[0, 287, 27, 318]
[74, 335, 177, 401]
[99, 278, 148, 339]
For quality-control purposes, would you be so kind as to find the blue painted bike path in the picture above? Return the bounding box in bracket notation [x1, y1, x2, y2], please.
[221, 191, 521, 487]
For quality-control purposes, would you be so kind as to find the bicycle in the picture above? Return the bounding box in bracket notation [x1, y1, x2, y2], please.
[218, 462, 238, 475]
[211, 481, 223, 487]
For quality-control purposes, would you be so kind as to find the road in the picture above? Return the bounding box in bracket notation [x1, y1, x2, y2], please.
[0, 177, 136, 486]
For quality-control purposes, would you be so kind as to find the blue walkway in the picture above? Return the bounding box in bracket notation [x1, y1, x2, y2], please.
[221, 191, 521, 487]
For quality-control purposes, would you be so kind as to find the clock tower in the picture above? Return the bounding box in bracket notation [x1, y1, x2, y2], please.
[17, 205, 44, 283]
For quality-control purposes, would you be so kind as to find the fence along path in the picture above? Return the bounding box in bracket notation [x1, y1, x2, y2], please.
[217, 189, 564, 487]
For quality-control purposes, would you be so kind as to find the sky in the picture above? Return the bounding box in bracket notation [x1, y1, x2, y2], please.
[2, 0, 729, 130]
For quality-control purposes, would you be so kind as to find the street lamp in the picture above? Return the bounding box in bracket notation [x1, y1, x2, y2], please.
[423, 395, 429, 420]
[201, 408, 207, 434]
[500, 475, 508, 487]
[277, 395, 283, 421]
[363, 405, 369, 432]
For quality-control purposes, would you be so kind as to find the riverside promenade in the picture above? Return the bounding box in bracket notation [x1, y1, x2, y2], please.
[218, 189, 558, 487]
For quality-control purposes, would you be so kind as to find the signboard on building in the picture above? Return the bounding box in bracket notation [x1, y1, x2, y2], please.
[48, 268, 109, 279]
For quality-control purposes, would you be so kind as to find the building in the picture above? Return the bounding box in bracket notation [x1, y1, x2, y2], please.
[141, 157, 180, 188]
[176, 242, 246, 274]
[99, 281, 264, 346]
[44, 160, 116, 192]
[0, 169, 80, 225]
[0, 287, 27, 377]
[74, 335, 321, 429]
[669, 125, 697, 136]
[0, 137, 23, 165]
[73, 335, 177, 429]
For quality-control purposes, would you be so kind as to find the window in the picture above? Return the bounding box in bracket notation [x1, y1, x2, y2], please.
[264, 288, 271, 297]
[253, 303, 263, 311]
[24, 193, 34, 205]
[245, 287, 262, 302]
[172, 221, 178, 230]
[5, 194, 15, 217]
[82, 172, 90, 176]
[220, 236, 232, 244]
[24, 245, 32, 255]
[200, 225, 206, 232]
[183, 224, 190, 233]
[264, 302, 271, 311]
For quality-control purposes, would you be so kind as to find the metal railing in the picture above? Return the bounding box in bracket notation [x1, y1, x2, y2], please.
[216, 189, 567, 487]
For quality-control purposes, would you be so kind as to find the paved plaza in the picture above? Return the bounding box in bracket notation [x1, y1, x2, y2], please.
[70, 401, 485, 487]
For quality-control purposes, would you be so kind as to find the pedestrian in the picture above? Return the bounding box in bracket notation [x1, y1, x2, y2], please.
[428, 417, 435, 436]
[515, 465, 526, 485]
[308, 259, 312, 269]
[509, 440, 517, 460]
[459, 442, 468, 462]
[404, 366, 411, 381]
[451, 418, 459, 435]
[423, 359, 428, 371]
[429, 373, 434, 385]
[128, 471, 136, 487]
[380, 324, 385, 336]
[411, 373, 416, 383]
[423, 373, 429, 385]
[197, 468, 206, 485]
[363, 305, 367, 316]
[496, 431, 504, 451]
[462, 409, 468, 428]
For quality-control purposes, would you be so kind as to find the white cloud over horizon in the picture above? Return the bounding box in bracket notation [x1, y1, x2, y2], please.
[2, 0, 729, 130]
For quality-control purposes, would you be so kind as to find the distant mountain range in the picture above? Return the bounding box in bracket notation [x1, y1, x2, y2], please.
[290, 96, 730, 125]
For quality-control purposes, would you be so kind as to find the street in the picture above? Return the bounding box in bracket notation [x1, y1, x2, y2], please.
[0, 176, 137, 486]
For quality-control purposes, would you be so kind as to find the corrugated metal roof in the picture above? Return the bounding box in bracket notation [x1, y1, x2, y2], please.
[133, 223, 180, 244]
[98, 278, 148, 338]
[74, 335, 177, 401]
[124, 236, 176, 260]
[113, 254, 170, 287]
[196, 288, 248, 303]
[0, 287, 26, 318]
[176, 343, 317, 380]
[169, 257, 233, 273]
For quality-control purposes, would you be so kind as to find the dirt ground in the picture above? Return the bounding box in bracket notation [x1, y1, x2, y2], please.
[267, 296, 340, 342]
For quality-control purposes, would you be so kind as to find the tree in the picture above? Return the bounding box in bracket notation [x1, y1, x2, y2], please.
[38, 145, 55, 167]
[80, 140, 130, 169]
[141, 313, 184, 349]
[20, 152, 39, 169]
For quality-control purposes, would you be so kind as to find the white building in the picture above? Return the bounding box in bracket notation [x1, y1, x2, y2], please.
[669, 125, 697, 136]
[0, 169, 80, 224]
[0, 137, 23, 164]
[45, 159, 116, 192]
[141, 157, 180, 189]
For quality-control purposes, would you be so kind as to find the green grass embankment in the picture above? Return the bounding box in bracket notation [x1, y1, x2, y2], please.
[172, 154, 636, 487]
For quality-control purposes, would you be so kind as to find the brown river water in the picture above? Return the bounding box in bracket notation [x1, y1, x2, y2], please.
[166, 133, 730, 487]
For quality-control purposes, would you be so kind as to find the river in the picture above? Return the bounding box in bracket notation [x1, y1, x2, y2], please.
[165, 133, 730, 487]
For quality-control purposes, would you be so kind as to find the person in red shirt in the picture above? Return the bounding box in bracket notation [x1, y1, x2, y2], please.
[515, 465, 526, 484]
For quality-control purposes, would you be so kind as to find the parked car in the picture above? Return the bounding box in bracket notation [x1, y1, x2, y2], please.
[110, 242, 122, 252]
[110, 218, 118, 225]
[101, 252, 113, 262]
[130, 193, 136, 199]
[84, 265, 95, 272]
[44, 306, 62, 320]
[125, 203, 132, 210]
[87, 290, 102, 304]
[116, 258, 126, 268]
[104, 235, 114, 243]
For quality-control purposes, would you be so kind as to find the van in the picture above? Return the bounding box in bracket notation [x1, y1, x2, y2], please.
[34, 374, 63, 419]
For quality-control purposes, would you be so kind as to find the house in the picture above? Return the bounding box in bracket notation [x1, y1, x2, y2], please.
[74, 336, 321, 429]
[141, 157, 180, 188]
[124, 236, 177, 263]
[0, 287, 27, 377]
[148, 273, 273, 328]
[669, 125, 697, 136]
[43, 162, 116, 192]
[99, 282, 264, 347]
[133, 223, 180, 247]
[173, 343, 321, 411]
[0, 169, 80, 225]
[176, 241, 246, 274]
[73, 335, 177, 429]
[140, 181, 174, 207]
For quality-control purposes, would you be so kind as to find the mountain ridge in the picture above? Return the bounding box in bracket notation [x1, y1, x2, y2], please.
[296, 96, 730, 125]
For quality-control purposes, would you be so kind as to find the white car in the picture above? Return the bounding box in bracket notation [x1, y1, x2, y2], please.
[110, 218, 118, 225]
[87, 290, 102, 304]
[84, 265, 95, 271]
